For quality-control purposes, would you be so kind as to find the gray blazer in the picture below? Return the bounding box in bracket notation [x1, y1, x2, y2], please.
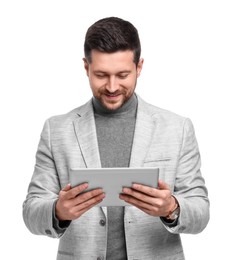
[23, 95, 210, 260]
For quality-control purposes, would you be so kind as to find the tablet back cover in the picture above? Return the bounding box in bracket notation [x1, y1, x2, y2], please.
[69, 167, 159, 206]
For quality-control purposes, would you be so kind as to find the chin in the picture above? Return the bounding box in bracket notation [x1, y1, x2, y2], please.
[101, 98, 125, 111]
[104, 102, 123, 111]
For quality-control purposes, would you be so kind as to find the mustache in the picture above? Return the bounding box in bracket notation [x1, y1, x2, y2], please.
[102, 90, 125, 96]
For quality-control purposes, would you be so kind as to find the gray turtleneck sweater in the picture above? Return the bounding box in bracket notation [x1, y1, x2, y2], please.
[92, 94, 138, 260]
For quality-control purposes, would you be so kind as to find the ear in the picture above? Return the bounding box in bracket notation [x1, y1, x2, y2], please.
[83, 58, 89, 76]
[136, 58, 144, 78]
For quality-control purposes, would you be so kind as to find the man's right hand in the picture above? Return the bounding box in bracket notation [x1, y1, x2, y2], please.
[55, 183, 105, 221]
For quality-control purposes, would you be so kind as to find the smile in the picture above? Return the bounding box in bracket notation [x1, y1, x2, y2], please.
[104, 93, 121, 99]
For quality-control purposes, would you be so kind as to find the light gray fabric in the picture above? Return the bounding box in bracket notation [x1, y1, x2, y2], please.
[23, 94, 210, 260]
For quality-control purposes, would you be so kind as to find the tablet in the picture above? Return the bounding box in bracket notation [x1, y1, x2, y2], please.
[69, 167, 159, 206]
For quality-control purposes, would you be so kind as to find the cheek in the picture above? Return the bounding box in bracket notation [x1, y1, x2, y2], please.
[89, 77, 102, 91]
[123, 78, 137, 93]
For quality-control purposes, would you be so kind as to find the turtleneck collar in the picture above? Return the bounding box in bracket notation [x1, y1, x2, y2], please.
[92, 93, 138, 117]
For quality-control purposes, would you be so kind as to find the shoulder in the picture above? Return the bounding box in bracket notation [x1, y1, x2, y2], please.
[137, 95, 196, 141]
[137, 95, 188, 125]
[44, 99, 92, 129]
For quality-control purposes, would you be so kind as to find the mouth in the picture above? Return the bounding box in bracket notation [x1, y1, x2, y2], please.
[104, 92, 121, 99]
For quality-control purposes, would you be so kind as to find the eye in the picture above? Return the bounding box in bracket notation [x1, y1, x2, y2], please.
[95, 73, 106, 79]
[118, 73, 129, 79]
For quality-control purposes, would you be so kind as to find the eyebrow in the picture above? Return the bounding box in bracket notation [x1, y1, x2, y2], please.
[93, 70, 131, 74]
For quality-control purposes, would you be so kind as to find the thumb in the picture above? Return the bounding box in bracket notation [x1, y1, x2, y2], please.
[158, 180, 170, 190]
[62, 183, 71, 191]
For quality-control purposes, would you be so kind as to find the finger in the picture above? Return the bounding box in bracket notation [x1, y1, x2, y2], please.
[158, 180, 170, 190]
[120, 193, 157, 211]
[64, 183, 89, 200]
[75, 188, 105, 205]
[131, 183, 158, 197]
[78, 192, 105, 209]
[72, 202, 100, 219]
[72, 193, 105, 218]
[62, 183, 72, 191]
[122, 187, 158, 205]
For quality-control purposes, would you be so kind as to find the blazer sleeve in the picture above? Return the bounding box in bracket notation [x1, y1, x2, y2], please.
[23, 119, 63, 238]
[164, 118, 210, 234]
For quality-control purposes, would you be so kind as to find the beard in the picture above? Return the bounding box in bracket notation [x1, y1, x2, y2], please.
[96, 88, 131, 111]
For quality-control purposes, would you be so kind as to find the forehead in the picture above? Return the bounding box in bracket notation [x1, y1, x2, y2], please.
[89, 50, 135, 72]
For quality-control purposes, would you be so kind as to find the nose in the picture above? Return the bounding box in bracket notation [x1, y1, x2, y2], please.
[105, 76, 119, 93]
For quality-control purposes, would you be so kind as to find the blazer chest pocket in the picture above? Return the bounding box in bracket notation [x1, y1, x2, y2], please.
[143, 157, 172, 167]
[143, 157, 174, 182]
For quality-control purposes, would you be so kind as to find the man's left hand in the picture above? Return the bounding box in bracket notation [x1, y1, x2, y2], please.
[119, 180, 176, 217]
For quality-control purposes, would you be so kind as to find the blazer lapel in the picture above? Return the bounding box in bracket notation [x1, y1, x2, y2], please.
[129, 96, 157, 167]
[73, 96, 156, 168]
[73, 100, 101, 168]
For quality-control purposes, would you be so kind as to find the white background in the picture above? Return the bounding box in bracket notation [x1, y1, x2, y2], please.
[1, 0, 231, 259]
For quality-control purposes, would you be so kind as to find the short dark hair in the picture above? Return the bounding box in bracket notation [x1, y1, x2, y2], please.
[84, 17, 141, 65]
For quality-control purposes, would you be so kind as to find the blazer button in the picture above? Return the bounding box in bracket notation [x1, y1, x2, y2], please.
[99, 219, 106, 226]
[45, 229, 52, 235]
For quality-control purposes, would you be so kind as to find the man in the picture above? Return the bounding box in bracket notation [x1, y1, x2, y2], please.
[23, 17, 210, 260]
